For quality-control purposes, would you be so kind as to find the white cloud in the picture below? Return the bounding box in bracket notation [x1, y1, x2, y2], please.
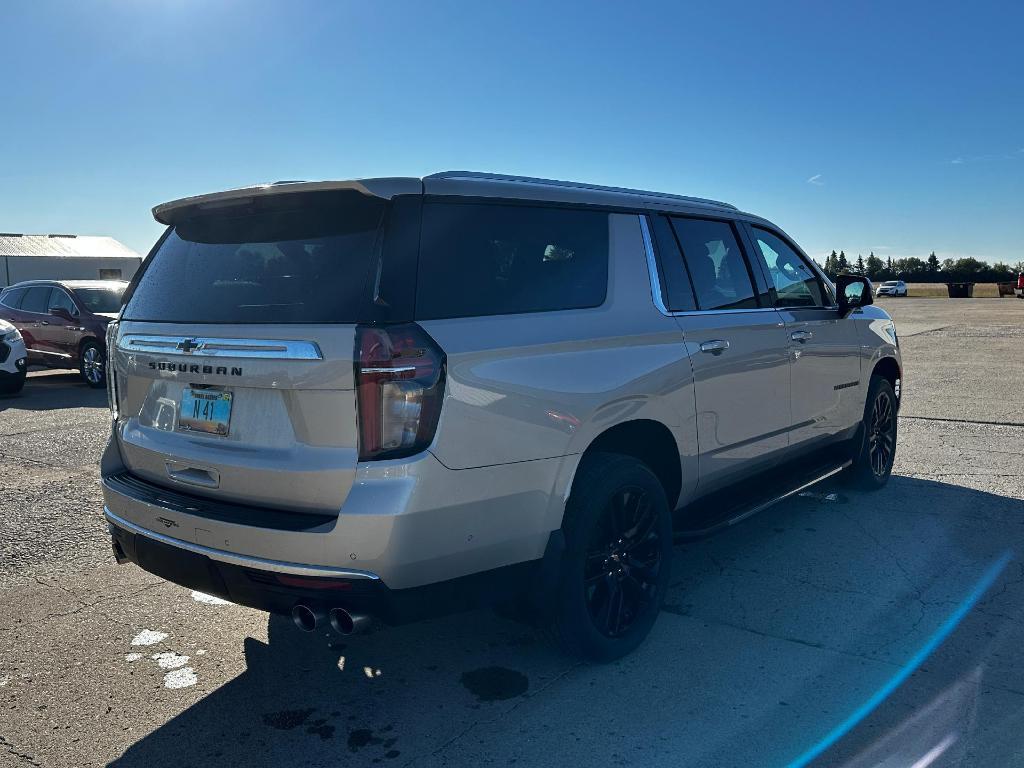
[806, 174, 824, 186]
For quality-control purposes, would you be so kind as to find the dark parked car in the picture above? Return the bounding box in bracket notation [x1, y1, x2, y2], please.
[0, 279, 127, 388]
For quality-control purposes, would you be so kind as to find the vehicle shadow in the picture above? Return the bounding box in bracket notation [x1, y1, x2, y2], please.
[110, 476, 1024, 768]
[0, 370, 105, 412]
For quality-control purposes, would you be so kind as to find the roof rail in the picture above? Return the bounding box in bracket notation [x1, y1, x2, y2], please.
[425, 171, 737, 210]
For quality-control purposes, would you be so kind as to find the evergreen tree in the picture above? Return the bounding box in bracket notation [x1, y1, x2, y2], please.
[824, 250, 838, 277]
[865, 252, 884, 278]
[837, 250, 849, 273]
[927, 252, 939, 277]
[856, 254, 865, 275]
[887, 256, 893, 272]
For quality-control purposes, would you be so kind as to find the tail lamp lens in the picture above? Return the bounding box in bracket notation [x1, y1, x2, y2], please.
[105, 320, 119, 418]
[355, 323, 445, 461]
[1018, 274, 1024, 290]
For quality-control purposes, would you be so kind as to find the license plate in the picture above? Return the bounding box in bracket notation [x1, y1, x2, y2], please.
[179, 388, 232, 436]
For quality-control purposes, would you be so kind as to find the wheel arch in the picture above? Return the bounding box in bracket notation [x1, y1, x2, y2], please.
[871, 356, 901, 404]
[568, 419, 683, 514]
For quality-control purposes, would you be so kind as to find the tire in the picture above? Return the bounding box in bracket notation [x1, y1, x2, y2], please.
[551, 453, 672, 662]
[0, 371, 26, 395]
[847, 375, 898, 490]
[79, 340, 106, 389]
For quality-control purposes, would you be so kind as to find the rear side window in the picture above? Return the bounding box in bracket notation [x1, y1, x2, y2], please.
[750, 227, 825, 308]
[123, 191, 387, 323]
[670, 218, 758, 311]
[20, 286, 52, 314]
[0, 287, 26, 309]
[416, 202, 609, 320]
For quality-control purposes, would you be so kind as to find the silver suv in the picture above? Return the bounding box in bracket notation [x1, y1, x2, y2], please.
[101, 172, 902, 660]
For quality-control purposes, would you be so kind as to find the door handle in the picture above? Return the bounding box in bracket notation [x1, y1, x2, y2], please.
[790, 330, 813, 342]
[699, 339, 730, 354]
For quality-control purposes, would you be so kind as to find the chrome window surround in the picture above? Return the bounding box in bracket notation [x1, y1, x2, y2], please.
[105, 508, 379, 580]
[639, 214, 780, 318]
[118, 335, 323, 360]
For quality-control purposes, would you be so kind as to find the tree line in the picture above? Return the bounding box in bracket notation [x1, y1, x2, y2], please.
[820, 251, 1024, 283]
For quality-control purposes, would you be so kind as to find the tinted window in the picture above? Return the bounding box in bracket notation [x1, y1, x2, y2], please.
[648, 215, 697, 312]
[123, 191, 387, 323]
[49, 289, 78, 314]
[20, 286, 52, 314]
[416, 203, 609, 320]
[73, 287, 124, 314]
[751, 228, 825, 308]
[670, 218, 757, 311]
[0, 287, 26, 309]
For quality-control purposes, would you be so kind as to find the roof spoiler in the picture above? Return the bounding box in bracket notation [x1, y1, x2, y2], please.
[152, 178, 423, 225]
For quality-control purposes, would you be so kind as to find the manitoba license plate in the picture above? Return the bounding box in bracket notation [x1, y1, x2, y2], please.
[179, 388, 232, 435]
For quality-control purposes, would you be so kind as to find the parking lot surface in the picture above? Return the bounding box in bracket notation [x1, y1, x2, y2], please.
[1, 299, 1022, 767]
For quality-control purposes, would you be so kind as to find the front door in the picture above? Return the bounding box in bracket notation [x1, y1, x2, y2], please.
[745, 226, 863, 447]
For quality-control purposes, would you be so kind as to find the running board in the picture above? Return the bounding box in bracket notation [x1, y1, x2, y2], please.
[673, 460, 851, 540]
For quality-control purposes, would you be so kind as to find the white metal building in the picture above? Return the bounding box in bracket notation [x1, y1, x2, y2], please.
[0, 233, 142, 287]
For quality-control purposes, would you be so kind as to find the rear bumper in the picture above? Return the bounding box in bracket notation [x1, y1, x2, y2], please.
[101, 435, 570, 592]
[106, 512, 540, 623]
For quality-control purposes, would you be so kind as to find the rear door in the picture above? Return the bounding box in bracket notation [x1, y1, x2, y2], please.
[743, 225, 863, 446]
[16, 286, 55, 360]
[112, 189, 406, 514]
[658, 214, 791, 492]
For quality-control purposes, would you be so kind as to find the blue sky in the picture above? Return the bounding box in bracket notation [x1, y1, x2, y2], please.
[1, 0, 1021, 264]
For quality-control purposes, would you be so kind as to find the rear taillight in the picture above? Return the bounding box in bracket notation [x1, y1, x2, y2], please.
[1018, 274, 1024, 290]
[105, 320, 119, 418]
[355, 323, 446, 461]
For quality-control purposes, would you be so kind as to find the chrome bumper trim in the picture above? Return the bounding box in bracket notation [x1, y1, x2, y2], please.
[104, 507, 379, 580]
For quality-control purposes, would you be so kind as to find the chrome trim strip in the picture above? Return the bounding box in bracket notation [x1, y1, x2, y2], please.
[104, 507, 380, 580]
[118, 335, 323, 360]
[638, 214, 670, 316]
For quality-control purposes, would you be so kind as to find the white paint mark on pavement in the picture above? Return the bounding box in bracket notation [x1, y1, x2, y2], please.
[131, 629, 169, 646]
[191, 591, 230, 606]
[124, 653, 142, 662]
[163, 667, 198, 689]
[152, 652, 190, 670]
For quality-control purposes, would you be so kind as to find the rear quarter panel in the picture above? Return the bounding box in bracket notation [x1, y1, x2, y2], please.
[420, 213, 698, 514]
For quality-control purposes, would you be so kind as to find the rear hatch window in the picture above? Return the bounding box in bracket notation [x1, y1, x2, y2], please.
[123, 190, 387, 324]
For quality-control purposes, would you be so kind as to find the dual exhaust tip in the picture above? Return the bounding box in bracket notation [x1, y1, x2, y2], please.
[291, 604, 370, 636]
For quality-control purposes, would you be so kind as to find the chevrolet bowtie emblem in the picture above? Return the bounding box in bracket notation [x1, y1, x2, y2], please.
[176, 338, 200, 354]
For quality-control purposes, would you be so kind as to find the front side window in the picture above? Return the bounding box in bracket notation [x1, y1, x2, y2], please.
[752, 228, 825, 308]
[20, 286, 52, 314]
[670, 218, 757, 311]
[73, 287, 124, 314]
[48, 289, 78, 315]
[416, 202, 609, 320]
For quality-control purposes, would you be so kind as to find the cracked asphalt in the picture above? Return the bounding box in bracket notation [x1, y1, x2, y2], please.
[1, 298, 1022, 767]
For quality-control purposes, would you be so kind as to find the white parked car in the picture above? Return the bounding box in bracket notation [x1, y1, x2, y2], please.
[876, 280, 907, 297]
[0, 318, 28, 394]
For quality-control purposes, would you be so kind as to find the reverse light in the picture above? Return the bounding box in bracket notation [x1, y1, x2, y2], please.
[355, 323, 446, 461]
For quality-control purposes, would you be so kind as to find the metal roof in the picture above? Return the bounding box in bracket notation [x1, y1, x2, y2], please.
[425, 171, 738, 210]
[0, 234, 141, 259]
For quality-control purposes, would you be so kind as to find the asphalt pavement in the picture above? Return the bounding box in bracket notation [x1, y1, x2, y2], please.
[1, 298, 1022, 768]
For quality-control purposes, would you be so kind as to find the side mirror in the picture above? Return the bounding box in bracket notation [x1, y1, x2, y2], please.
[50, 307, 74, 322]
[836, 274, 873, 315]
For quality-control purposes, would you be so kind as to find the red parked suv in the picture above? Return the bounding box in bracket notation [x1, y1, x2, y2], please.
[0, 279, 127, 388]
